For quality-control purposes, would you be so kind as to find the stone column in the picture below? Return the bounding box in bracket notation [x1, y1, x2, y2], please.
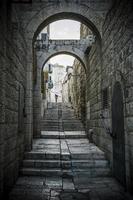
[33, 64, 42, 138]
[25, 41, 33, 150]
[0, 65, 5, 199]
[0, 1, 6, 197]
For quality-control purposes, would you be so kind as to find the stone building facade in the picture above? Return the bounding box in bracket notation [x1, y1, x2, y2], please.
[0, 0, 133, 197]
[0, 1, 27, 196]
[64, 24, 92, 123]
[87, 2, 133, 190]
[63, 59, 86, 123]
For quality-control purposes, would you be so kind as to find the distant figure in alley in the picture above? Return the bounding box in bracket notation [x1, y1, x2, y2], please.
[55, 94, 58, 103]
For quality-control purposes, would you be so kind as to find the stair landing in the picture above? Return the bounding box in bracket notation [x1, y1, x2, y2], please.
[8, 103, 132, 200]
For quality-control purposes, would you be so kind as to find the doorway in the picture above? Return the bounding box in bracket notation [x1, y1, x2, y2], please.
[112, 82, 126, 186]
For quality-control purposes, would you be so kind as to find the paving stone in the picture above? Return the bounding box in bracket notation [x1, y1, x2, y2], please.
[8, 104, 132, 200]
[50, 190, 60, 197]
[45, 177, 62, 189]
[63, 178, 75, 191]
[60, 191, 90, 200]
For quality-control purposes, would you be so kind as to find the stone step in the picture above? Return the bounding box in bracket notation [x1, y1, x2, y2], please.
[23, 159, 109, 169]
[25, 152, 60, 160]
[70, 152, 105, 160]
[43, 116, 58, 120]
[63, 128, 85, 131]
[62, 119, 81, 122]
[62, 122, 84, 130]
[41, 127, 59, 131]
[41, 131, 86, 139]
[41, 121, 59, 124]
[63, 124, 84, 128]
[20, 168, 63, 177]
[41, 125, 59, 129]
[20, 103, 112, 184]
[72, 168, 111, 177]
[71, 160, 109, 168]
[62, 116, 76, 119]
[42, 119, 82, 123]
[23, 160, 61, 168]
[41, 122, 83, 127]
[63, 123, 84, 127]
[41, 127, 85, 131]
[41, 126, 59, 129]
[20, 167, 111, 177]
[24, 151, 106, 161]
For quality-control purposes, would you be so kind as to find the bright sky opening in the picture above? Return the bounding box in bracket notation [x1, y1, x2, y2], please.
[50, 54, 75, 67]
[50, 20, 80, 40]
[49, 20, 80, 66]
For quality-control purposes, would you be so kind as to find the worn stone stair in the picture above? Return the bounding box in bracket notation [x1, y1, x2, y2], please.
[41, 120, 59, 131]
[41, 131, 86, 139]
[20, 103, 111, 178]
[41, 103, 84, 131]
[21, 138, 111, 178]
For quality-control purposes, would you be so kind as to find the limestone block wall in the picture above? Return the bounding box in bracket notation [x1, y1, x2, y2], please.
[86, 0, 133, 192]
[0, 2, 27, 196]
[68, 59, 86, 123]
[86, 41, 103, 146]
[101, 0, 133, 191]
[12, 0, 113, 149]
[33, 52, 42, 137]
[0, 0, 132, 196]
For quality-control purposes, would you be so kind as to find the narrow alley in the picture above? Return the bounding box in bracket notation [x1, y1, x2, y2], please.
[0, 1, 133, 199]
[8, 103, 131, 200]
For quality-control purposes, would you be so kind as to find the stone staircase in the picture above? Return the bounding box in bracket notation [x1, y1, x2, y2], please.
[41, 103, 84, 131]
[20, 103, 111, 178]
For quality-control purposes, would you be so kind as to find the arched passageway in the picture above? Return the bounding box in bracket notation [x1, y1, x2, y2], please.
[1, 1, 133, 198]
[33, 50, 87, 138]
[39, 51, 87, 73]
[32, 17, 97, 137]
[23, 2, 103, 153]
[24, 3, 133, 194]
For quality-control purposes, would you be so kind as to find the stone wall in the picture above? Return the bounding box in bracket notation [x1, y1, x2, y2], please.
[86, 39, 105, 154]
[68, 59, 86, 123]
[33, 49, 42, 137]
[86, 0, 133, 192]
[0, 1, 27, 196]
[101, 0, 133, 191]
[66, 24, 92, 123]
[10, 0, 113, 149]
[0, 0, 133, 196]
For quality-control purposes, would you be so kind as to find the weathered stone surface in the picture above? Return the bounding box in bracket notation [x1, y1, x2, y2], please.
[8, 103, 132, 199]
[0, 0, 133, 198]
[20, 104, 111, 180]
[0, 1, 27, 197]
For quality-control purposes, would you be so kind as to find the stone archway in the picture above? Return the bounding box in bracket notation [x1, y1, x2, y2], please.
[23, 3, 104, 41]
[38, 50, 87, 72]
[33, 50, 87, 138]
[19, 1, 104, 149]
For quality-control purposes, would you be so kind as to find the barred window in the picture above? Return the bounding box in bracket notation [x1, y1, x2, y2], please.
[102, 88, 109, 109]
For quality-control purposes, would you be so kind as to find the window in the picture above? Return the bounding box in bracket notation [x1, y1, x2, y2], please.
[102, 88, 109, 109]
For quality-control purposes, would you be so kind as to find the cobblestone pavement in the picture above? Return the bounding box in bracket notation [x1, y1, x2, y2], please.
[8, 176, 132, 200]
[8, 104, 133, 200]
